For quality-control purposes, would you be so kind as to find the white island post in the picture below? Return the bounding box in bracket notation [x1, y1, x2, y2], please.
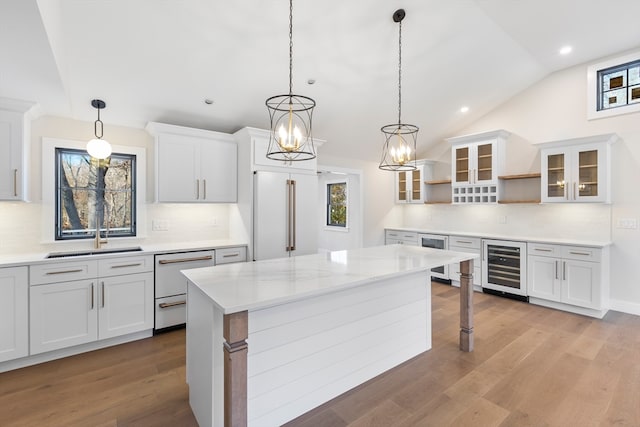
[182, 245, 477, 427]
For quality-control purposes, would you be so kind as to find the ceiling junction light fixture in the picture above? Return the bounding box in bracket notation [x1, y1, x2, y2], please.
[265, 0, 316, 162]
[86, 99, 112, 159]
[379, 9, 418, 171]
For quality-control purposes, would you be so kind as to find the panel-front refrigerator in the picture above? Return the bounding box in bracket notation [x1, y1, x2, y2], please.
[253, 170, 318, 261]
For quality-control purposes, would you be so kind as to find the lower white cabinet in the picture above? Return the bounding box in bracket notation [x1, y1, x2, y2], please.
[30, 280, 99, 354]
[0, 266, 28, 362]
[527, 243, 605, 312]
[29, 256, 154, 355]
[98, 272, 154, 340]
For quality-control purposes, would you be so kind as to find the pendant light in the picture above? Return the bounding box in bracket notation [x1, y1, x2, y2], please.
[265, 0, 316, 162]
[379, 9, 418, 171]
[86, 99, 112, 159]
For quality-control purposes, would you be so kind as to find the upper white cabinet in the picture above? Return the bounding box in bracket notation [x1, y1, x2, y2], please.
[146, 122, 237, 203]
[0, 266, 28, 363]
[394, 160, 433, 204]
[447, 130, 509, 204]
[536, 134, 617, 203]
[0, 98, 37, 201]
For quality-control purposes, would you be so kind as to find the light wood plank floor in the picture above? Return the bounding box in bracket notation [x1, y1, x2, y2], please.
[2, 282, 639, 426]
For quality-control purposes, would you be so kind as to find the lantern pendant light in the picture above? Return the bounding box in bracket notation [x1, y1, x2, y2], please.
[86, 99, 112, 160]
[265, 0, 316, 161]
[379, 9, 418, 171]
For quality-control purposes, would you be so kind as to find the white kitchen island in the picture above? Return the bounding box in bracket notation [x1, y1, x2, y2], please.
[182, 245, 477, 427]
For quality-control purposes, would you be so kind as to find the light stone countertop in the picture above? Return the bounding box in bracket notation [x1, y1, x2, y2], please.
[182, 245, 479, 314]
[385, 227, 612, 247]
[0, 239, 248, 268]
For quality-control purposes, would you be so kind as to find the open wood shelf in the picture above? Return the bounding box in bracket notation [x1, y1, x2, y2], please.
[498, 173, 541, 180]
[425, 179, 452, 185]
[424, 201, 452, 205]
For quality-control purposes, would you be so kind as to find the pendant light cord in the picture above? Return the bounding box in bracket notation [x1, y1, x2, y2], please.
[397, 19, 402, 125]
[289, 0, 294, 95]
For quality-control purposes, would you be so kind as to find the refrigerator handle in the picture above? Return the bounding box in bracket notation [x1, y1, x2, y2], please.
[286, 179, 291, 251]
[291, 179, 296, 251]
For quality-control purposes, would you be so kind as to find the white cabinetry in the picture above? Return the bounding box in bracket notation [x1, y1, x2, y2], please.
[394, 160, 433, 204]
[527, 242, 608, 317]
[147, 122, 237, 203]
[536, 134, 617, 203]
[30, 255, 154, 355]
[447, 130, 509, 204]
[0, 98, 36, 201]
[385, 230, 418, 245]
[448, 236, 481, 287]
[0, 266, 28, 362]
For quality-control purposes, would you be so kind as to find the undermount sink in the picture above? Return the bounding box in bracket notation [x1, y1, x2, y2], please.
[45, 247, 143, 259]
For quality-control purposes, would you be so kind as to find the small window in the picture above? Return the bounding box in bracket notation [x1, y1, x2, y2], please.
[55, 148, 136, 240]
[326, 182, 347, 227]
[597, 59, 640, 111]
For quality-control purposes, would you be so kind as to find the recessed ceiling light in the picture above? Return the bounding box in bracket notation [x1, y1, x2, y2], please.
[307, 78, 316, 85]
[460, 106, 469, 113]
[204, 98, 214, 105]
[559, 45, 572, 55]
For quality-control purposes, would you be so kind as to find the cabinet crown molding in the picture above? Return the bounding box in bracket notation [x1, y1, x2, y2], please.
[446, 129, 510, 145]
[533, 133, 619, 149]
[145, 121, 236, 143]
[0, 97, 37, 114]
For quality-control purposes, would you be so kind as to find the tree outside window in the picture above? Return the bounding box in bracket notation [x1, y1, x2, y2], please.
[55, 148, 136, 240]
[327, 182, 347, 227]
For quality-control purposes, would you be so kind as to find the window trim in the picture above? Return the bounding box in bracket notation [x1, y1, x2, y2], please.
[54, 147, 138, 241]
[587, 50, 640, 120]
[42, 137, 147, 244]
[325, 180, 348, 230]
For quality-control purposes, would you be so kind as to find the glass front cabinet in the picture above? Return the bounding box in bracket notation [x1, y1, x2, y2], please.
[538, 134, 617, 203]
[394, 160, 433, 204]
[447, 130, 509, 204]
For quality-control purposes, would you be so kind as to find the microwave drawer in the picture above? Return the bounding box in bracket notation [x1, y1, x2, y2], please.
[155, 294, 186, 330]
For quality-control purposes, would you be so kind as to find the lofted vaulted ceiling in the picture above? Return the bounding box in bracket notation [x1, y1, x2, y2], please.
[2, 0, 640, 161]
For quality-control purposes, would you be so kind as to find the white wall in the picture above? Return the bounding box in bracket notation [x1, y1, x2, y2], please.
[0, 115, 232, 255]
[415, 50, 640, 314]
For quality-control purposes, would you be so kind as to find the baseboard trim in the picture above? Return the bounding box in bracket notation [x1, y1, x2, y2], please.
[609, 299, 640, 316]
[0, 330, 153, 373]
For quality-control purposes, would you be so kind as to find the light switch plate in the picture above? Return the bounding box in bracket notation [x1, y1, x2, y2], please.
[616, 218, 638, 229]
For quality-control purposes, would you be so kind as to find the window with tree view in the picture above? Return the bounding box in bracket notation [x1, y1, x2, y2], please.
[56, 148, 136, 240]
[327, 182, 347, 227]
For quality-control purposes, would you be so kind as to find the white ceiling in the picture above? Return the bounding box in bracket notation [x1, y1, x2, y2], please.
[2, 0, 640, 161]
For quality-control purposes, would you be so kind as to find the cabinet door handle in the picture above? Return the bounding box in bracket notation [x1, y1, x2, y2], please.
[196, 179, 200, 200]
[569, 251, 590, 256]
[110, 263, 143, 269]
[101, 282, 105, 308]
[46, 269, 84, 275]
[159, 300, 186, 308]
[555, 260, 559, 280]
[535, 248, 553, 252]
[158, 255, 213, 264]
[203, 179, 207, 200]
[574, 182, 577, 200]
[13, 169, 18, 197]
[455, 240, 473, 245]
[91, 284, 95, 309]
[563, 261, 566, 281]
[223, 253, 240, 258]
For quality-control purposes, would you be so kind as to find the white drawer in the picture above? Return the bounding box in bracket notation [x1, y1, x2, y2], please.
[155, 294, 186, 329]
[385, 230, 418, 244]
[98, 255, 153, 277]
[30, 260, 98, 285]
[449, 236, 481, 250]
[155, 250, 215, 298]
[561, 246, 601, 262]
[528, 242, 561, 257]
[215, 247, 247, 265]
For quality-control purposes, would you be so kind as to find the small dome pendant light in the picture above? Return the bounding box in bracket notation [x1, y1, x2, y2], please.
[86, 99, 112, 160]
[379, 9, 418, 171]
[265, 0, 316, 162]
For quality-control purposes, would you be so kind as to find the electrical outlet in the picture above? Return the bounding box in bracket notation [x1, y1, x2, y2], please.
[616, 218, 638, 229]
[498, 215, 507, 224]
[152, 219, 169, 231]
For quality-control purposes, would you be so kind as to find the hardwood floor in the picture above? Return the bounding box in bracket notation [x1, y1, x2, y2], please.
[2, 282, 639, 426]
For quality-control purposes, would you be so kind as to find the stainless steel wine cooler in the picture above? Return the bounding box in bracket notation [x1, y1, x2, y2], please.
[482, 239, 527, 298]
